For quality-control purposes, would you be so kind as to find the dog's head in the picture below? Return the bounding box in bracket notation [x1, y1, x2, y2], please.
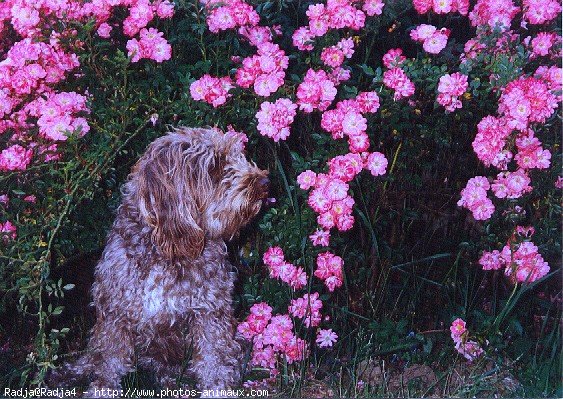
[132, 127, 269, 260]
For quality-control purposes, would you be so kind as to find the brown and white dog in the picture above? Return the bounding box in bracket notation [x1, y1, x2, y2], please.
[51, 127, 269, 396]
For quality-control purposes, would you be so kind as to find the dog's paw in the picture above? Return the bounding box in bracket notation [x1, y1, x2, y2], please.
[45, 364, 84, 389]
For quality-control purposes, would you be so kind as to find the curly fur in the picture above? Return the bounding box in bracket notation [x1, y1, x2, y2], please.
[51, 127, 268, 396]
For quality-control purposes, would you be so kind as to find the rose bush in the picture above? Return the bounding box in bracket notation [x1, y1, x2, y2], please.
[0, 0, 560, 395]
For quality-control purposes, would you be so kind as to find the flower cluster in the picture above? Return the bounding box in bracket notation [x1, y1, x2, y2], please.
[6, 0, 174, 39]
[320, 38, 355, 69]
[237, 302, 274, 340]
[380, 43, 415, 102]
[457, 176, 495, 220]
[522, 0, 561, 25]
[240, 241, 342, 376]
[189, 75, 234, 108]
[296, 69, 338, 112]
[24, 92, 89, 142]
[239, 245, 343, 374]
[383, 68, 415, 100]
[459, 169, 536, 221]
[382, 48, 406, 69]
[482, 68, 563, 180]
[480, 231, 550, 283]
[300, 171, 355, 231]
[461, 15, 560, 228]
[289, 292, 323, 327]
[450, 318, 484, 362]
[194, 0, 288, 104]
[0, 0, 174, 181]
[326, 153, 365, 181]
[205, 0, 259, 33]
[0, 38, 83, 188]
[471, 116, 513, 168]
[255, 98, 297, 142]
[0, 39, 79, 100]
[498, 77, 558, 132]
[436, 73, 468, 112]
[0, 145, 33, 172]
[126, 28, 172, 63]
[410, 24, 450, 54]
[534, 66, 562, 101]
[235, 42, 289, 97]
[491, 169, 532, 199]
[305, 0, 366, 37]
[120, 0, 174, 36]
[412, 0, 469, 15]
[298, 150, 388, 232]
[263, 246, 307, 290]
[69, 0, 175, 62]
[237, 303, 308, 376]
[514, 130, 551, 170]
[0, 38, 81, 137]
[320, 92, 380, 152]
[0, 0, 178, 288]
[314, 252, 344, 292]
[291, 0, 384, 52]
[468, 0, 519, 30]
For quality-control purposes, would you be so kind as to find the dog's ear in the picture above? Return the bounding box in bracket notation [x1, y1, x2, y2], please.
[134, 140, 205, 260]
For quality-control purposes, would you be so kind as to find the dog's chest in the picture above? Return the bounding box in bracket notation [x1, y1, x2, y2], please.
[141, 270, 193, 319]
[140, 266, 227, 320]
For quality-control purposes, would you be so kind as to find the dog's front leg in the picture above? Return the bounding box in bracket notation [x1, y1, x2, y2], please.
[83, 319, 135, 398]
[190, 309, 242, 394]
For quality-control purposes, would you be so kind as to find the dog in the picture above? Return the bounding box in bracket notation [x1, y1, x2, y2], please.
[50, 127, 269, 396]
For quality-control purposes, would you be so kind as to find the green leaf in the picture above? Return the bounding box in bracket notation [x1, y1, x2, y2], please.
[52, 306, 64, 315]
[360, 64, 375, 76]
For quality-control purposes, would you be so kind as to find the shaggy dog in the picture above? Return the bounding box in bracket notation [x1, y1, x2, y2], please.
[51, 127, 269, 396]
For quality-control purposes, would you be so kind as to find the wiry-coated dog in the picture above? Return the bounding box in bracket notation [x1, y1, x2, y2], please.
[52, 127, 269, 396]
